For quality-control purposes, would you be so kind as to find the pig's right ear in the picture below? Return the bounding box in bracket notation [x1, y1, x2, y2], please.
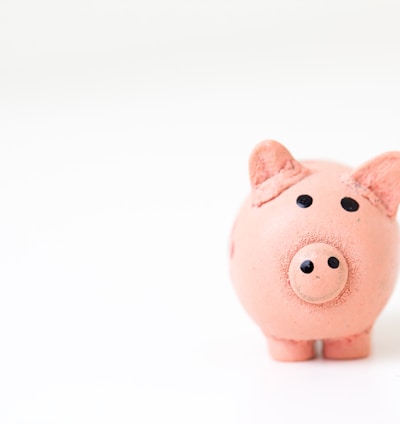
[249, 140, 310, 206]
[347, 151, 400, 218]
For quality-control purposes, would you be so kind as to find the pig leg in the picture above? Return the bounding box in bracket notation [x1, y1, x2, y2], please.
[322, 329, 371, 360]
[267, 337, 315, 361]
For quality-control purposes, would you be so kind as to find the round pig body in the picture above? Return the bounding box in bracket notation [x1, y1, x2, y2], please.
[230, 140, 400, 361]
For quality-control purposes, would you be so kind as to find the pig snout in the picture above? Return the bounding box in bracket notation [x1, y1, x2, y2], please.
[288, 243, 348, 304]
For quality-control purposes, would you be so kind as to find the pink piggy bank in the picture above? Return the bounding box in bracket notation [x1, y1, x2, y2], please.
[230, 140, 400, 361]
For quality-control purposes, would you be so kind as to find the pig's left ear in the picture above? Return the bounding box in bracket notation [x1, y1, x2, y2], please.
[349, 152, 400, 218]
[249, 140, 310, 206]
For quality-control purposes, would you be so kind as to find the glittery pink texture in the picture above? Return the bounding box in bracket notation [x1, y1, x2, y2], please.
[230, 140, 400, 361]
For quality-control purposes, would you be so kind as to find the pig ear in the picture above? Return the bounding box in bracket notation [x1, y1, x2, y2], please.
[349, 152, 400, 218]
[249, 140, 310, 206]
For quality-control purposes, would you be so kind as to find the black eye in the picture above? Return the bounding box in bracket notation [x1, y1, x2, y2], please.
[297, 194, 313, 208]
[341, 197, 359, 212]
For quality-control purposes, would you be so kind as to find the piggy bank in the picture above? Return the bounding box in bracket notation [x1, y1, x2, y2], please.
[230, 140, 400, 361]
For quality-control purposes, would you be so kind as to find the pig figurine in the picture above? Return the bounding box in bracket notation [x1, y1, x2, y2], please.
[230, 140, 400, 361]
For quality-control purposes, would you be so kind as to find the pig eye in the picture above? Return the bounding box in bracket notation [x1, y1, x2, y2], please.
[341, 197, 359, 212]
[297, 194, 313, 208]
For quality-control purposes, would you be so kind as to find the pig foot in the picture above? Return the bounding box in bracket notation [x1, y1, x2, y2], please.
[323, 329, 371, 360]
[267, 337, 315, 361]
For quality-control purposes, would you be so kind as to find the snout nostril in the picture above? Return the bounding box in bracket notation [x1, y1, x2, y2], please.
[328, 256, 340, 269]
[300, 260, 314, 274]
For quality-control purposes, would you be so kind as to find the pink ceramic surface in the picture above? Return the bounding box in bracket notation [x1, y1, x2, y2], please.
[230, 140, 400, 361]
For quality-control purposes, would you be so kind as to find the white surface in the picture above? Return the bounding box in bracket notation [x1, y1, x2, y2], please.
[1, 1, 400, 422]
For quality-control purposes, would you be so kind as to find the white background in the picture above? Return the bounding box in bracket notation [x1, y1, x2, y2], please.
[1, 1, 400, 422]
